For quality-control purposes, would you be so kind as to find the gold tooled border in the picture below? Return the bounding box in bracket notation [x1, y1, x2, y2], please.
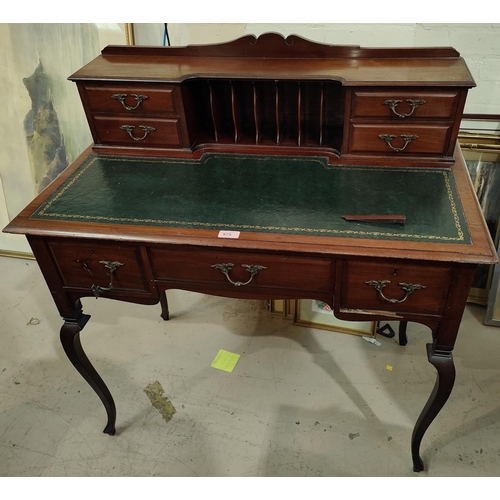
[33, 154, 467, 242]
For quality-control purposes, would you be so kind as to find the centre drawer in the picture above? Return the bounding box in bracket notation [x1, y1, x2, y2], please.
[338, 259, 453, 316]
[149, 247, 334, 292]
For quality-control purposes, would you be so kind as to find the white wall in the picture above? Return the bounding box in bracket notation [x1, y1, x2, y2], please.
[133, 23, 500, 116]
[134, 23, 247, 46]
[247, 23, 499, 116]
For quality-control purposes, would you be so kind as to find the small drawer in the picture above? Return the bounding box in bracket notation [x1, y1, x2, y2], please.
[349, 123, 453, 155]
[149, 247, 334, 292]
[82, 84, 178, 115]
[92, 116, 184, 147]
[48, 240, 151, 293]
[338, 259, 453, 316]
[351, 90, 460, 120]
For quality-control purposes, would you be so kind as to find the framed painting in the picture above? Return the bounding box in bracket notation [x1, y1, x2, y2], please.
[269, 299, 295, 319]
[294, 299, 377, 338]
[458, 118, 500, 306]
[0, 23, 128, 258]
[269, 299, 285, 315]
[485, 236, 500, 326]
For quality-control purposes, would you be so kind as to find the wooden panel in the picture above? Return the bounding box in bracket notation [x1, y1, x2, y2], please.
[83, 84, 178, 114]
[48, 240, 151, 292]
[351, 90, 460, 119]
[92, 116, 183, 147]
[69, 35, 475, 87]
[349, 123, 453, 155]
[149, 247, 334, 292]
[339, 259, 453, 316]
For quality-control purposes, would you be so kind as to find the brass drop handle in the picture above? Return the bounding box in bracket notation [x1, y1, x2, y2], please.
[91, 260, 125, 298]
[379, 134, 419, 152]
[119, 124, 156, 141]
[364, 280, 426, 304]
[211, 263, 267, 286]
[112, 93, 148, 110]
[383, 99, 426, 118]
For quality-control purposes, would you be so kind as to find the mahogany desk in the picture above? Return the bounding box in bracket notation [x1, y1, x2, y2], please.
[4, 145, 497, 472]
[3, 34, 498, 472]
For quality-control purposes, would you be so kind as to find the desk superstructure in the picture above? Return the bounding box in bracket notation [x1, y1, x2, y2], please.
[3, 34, 497, 472]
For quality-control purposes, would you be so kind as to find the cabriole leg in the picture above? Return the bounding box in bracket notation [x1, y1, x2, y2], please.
[399, 321, 408, 346]
[411, 343, 455, 472]
[160, 290, 169, 321]
[60, 303, 116, 435]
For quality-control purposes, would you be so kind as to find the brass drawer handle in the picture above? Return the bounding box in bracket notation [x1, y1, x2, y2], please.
[364, 280, 426, 304]
[383, 99, 426, 118]
[211, 263, 267, 286]
[91, 260, 125, 298]
[378, 133, 419, 152]
[111, 93, 148, 110]
[119, 124, 156, 141]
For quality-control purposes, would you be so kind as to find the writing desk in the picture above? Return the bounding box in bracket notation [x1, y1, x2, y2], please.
[3, 34, 497, 472]
[5, 144, 496, 471]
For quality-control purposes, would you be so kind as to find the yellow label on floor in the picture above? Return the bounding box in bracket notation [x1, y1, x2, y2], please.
[386, 365, 393, 371]
[211, 349, 241, 372]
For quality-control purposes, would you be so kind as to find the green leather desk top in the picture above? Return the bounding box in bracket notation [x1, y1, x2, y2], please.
[31, 154, 470, 244]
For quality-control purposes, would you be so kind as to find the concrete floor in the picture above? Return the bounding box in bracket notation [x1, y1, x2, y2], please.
[1, 255, 500, 477]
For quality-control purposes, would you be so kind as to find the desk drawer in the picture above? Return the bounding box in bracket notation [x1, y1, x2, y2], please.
[93, 116, 184, 147]
[338, 259, 452, 316]
[48, 240, 151, 293]
[82, 84, 179, 115]
[349, 123, 453, 155]
[149, 247, 334, 292]
[351, 90, 460, 120]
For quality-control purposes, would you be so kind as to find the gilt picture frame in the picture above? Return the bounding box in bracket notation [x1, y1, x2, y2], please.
[458, 120, 500, 306]
[485, 236, 500, 326]
[269, 299, 295, 319]
[294, 299, 377, 338]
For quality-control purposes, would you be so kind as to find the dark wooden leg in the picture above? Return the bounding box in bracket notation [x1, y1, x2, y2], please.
[399, 321, 408, 346]
[160, 290, 169, 321]
[60, 302, 116, 435]
[411, 343, 455, 472]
